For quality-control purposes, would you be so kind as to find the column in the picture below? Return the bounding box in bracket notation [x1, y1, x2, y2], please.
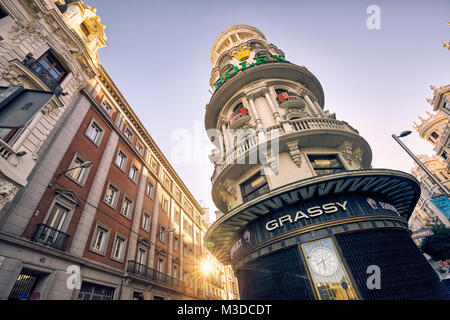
[167, 197, 174, 278]
[220, 119, 231, 154]
[126, 166, 148, 262]
[70, 131, 119, 256]
[148, 181, 162, 269]
[303, 94, 323, 117]
[313, 99, 327, 117]
[263, 89, 282, 123]
[245, 96, 263, 130]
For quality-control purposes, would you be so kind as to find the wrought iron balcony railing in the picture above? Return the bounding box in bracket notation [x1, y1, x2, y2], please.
[23, 56, 63, 96]
[126, 260, 185, 292]
[228, 107, 250, 129]
[31, 223, 70, 251]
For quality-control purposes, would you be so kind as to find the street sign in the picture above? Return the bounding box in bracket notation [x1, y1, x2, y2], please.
[0, 86, 54, 129]
[430, 195, 450, 219]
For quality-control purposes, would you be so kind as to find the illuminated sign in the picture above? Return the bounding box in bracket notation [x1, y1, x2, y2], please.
[265, 201, 348, 231]
[230, 230, 251, 260]
[213, 54, 289, 91]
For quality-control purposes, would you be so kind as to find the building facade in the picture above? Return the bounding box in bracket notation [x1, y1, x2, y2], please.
[0, 0, 236, 300]
[204, 25, 448, 300]
[408, 154, 450, 231]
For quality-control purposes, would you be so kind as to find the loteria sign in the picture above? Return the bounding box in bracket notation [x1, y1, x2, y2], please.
[214, 45, 289, 91]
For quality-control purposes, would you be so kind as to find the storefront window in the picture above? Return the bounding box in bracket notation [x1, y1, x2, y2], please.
[301, 238, 358, 300]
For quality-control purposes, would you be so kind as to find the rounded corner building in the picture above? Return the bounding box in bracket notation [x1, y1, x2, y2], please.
[204, 25, 448, 300]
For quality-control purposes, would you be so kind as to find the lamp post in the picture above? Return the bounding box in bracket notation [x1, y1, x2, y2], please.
[48, 161, 93, 188]
[56, 161, 93, 178]
[392, 131, 449, 195]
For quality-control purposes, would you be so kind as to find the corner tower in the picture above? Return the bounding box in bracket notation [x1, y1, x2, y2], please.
[205, 25, 447, 300]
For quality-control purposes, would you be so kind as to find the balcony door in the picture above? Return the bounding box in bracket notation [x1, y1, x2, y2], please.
[38, 203, 70, 245]
[37, 51, 67, 84]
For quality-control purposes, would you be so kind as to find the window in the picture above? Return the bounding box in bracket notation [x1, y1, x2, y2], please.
[431, 132, 440, 140]
[442, 150, 448, 160]
[111, 234, 126, 261]
[129, 164, 139, 183]
[91, 224, 110, 255]
[157, 258, 164, 272]
[44, 203, 70, 231]
[104, 183, 119, 208]
[146, 179, 154, 198]
[174, 207, 180, 224]
[150, 158, 158, 173]
[0, 128, 20, 144]
[101, 100, 113, 116]
[162, 197, 169, 213]
[0, 6, 8, 19]
[136, 142, 144, 155]
[163, 172, 171, 189]
[173, 236, 179, 251]
[173, 264, 179, 279]
[174, 188, 181, 201]
[78, 282, 115, 300]
[124, 127, 134, 141]
[66, 154, 90, 186]
[121, 197, 133, 218]
[36, 51, 67, 84]
[240, 171, 269, 202]
[115, 150, 128, 171]
[183, 243, 188, 257]
[308, 154, 345, 176]
[142, 213, 151, 231]
[85, 120, 103, 146]
[80, 22, 90, 36]
[159, 226, 166, 242]
[137, 247, 147, 265]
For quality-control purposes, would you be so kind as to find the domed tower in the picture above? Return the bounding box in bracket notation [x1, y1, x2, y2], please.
[205, 25, 448, 300]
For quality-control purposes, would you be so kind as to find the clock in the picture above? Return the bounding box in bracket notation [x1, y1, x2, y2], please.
[308, 247, 339, 276]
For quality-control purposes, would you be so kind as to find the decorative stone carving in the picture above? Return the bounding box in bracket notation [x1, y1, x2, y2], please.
[1, 66, 25, 86]
[286, 141, 302, 167]
[352, 147, 364, 168]
[0, 178, 19, 210]
[220, 178, 237, 199]
[339, 141, 354, 163]
[263, 151, 279, 175]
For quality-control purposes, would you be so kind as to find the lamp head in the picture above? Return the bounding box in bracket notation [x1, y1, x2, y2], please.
[398, 130, 412, 138]
[81, 161, 93, 168]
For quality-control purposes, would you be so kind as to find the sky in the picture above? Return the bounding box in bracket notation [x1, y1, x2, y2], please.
[86, 0, 450, 222]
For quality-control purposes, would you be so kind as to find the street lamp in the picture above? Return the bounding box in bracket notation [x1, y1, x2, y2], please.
[392, 131, 449, 195]
[48, 161, 93, 188]
[56, 161, 93, 178]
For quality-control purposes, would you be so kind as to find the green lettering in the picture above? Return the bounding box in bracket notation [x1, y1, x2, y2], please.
[254, 55, 270, 65]
[214, 76, 226, 90]
[225, 65, 239, 78]
[239, 60, 249, 70]
[271, 55, 289, 63]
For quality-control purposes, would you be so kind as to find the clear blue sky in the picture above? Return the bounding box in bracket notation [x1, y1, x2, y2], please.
[86, 0, 450, 220]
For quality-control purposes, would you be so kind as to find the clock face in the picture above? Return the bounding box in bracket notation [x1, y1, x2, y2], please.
[308, 247, 339, 276]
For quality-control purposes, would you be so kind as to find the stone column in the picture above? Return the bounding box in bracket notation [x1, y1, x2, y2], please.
[246, 96, 263, 130]
[148, 181, 162, 269]
[167, 197, 174, 277]
[126, 166, 148, 262]
[70, 131, 119, 256]
[263, 89, 281, 124]
[304, 94, 326, 117]
[220, 119, 231, 154]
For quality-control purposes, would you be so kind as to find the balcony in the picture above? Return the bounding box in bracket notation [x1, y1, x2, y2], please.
[228, 107, 250, 129]
[276, 91, 305, 109]
[126, 260, 185, 292]
[31, 224, 70, 251]
[23, 56, 63, 96]
[211, 118, 360, 185]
